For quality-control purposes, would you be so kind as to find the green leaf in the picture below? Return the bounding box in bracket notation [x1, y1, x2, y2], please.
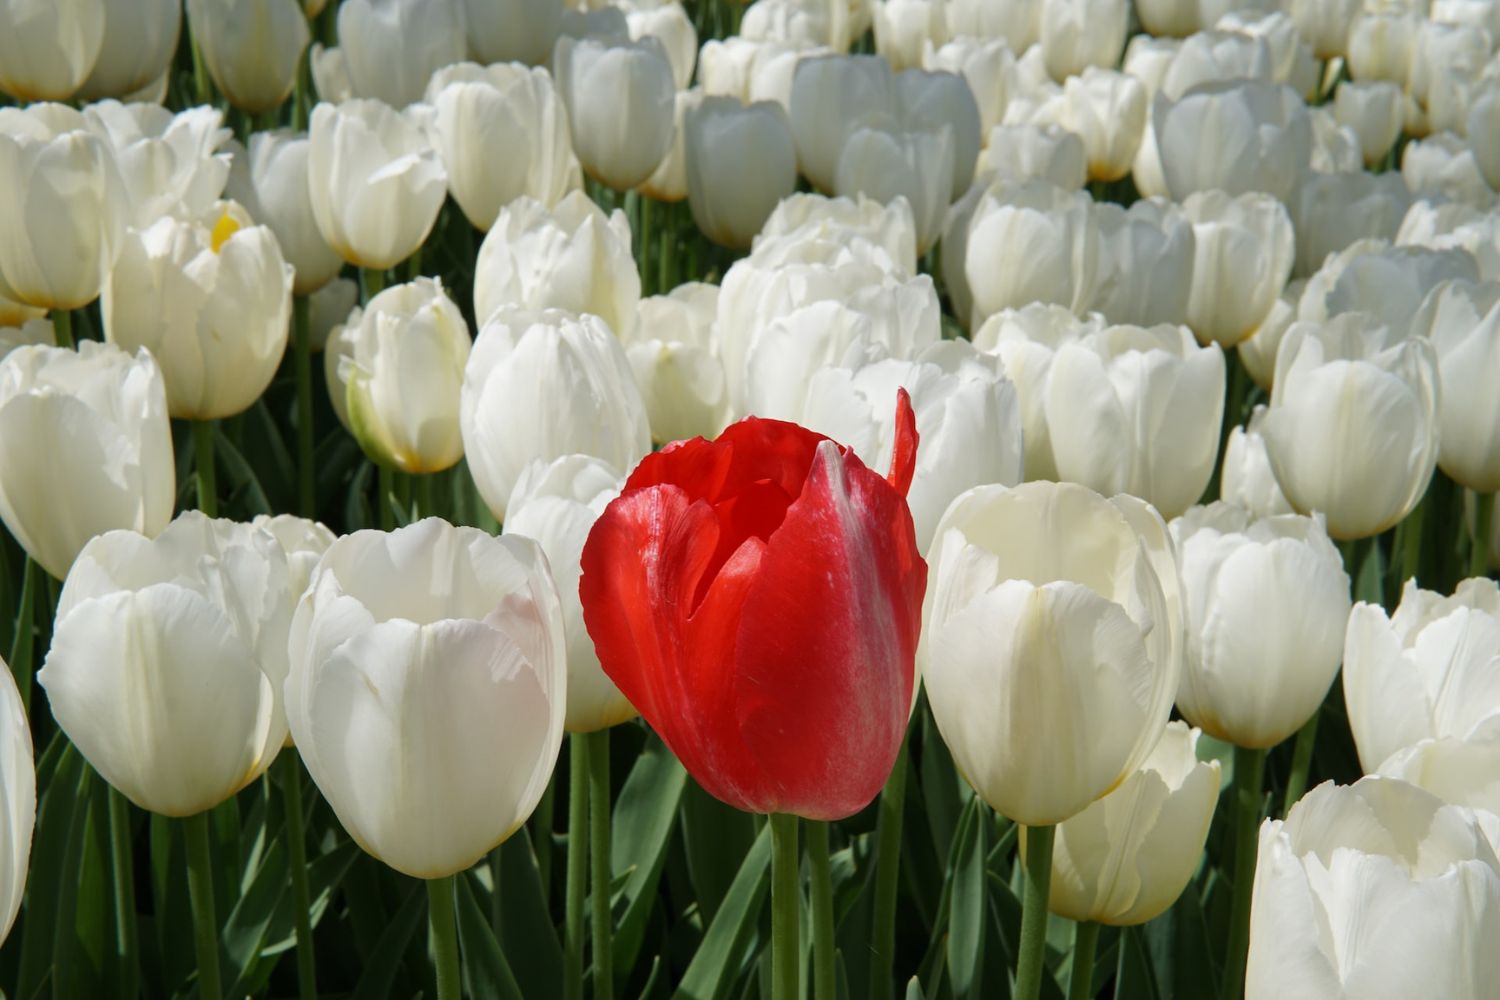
[213, 428, 273, 516]
[455, 871, 525, 1000]
[490, 829, 564, 999]
[947, 799, 986, 998]
[1142, 885, 1217, 1000]
[904, 976, 926, 1000]
[50, 762, 98, 999]
[351, 882, 425, 1000]
[680, 779, 756, 926]
[612, 735, 687, 977]
[1114, 925, 1161, 1000]
[672, 823, 772, 1000]
[16, 735, 75, 999]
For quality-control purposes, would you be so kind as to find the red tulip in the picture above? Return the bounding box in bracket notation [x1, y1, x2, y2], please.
[579, 390, 926, 820]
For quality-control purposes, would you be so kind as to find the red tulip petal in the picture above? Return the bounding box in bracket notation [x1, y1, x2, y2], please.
[887, 388, 917, 497]
[729, 440, 928, 820]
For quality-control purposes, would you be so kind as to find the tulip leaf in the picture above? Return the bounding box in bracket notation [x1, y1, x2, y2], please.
[16, 735, 75, 999]
[490, 828, 564, 998]
[904, 975, 926, 1000]
[672, 823, 772, 1000]
[455, 871, 526, 1000]
[351, 882, 426, 1000]
[246, 400, 296, 507]
[947, 798, 986, 997]
[1114, 925, 1162, 1000]
[680, 779, 757, 926]
[52, 761, 105, 998]
[611, 734, 687, 978]
[1141, 887, 1217, 1000]
[213, 428, 273, 516]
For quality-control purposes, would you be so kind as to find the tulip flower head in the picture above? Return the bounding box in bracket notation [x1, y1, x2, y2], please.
[0, 657, 31, 947]
[580, 392, 926, 821]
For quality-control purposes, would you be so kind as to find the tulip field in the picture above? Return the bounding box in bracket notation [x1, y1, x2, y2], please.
[6, 0, 1500, 998]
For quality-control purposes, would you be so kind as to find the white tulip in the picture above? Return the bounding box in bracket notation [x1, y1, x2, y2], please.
[1403, 131, 1497, 208]
[1039, 0, 1127, 82]
[1055, 68, 1147, 184]
[758, 192, 918, 276]
[963, 180, 1102, 328]
[336, 0, 467, 109]
[0, 656, 32, 946]
[1221, 405, 1293, 517]
[554, 34, 677, 191]
[1469, 84, 1500, 191]
[1289, 0, 1359, 61]
[922, 36, 1012, 138]
[1090, 199, 1195, 329]
[104, 201, 294, 421]
[625, 282, 729, 444]
[307, 99, 448, 271]
[1122, 36, 1182, 100]
[922, 481, 1183, 826]
[1237, 282, 1298, 391]
[1154, 81, 1312, 203]
[1313, 244, 1479, 334]
[76, 0, 181, 102]
[945, 0, 1037, 50]
[1377, 731, 1500, 843]
[308, 277, 359, 352]
[685, 97, 799, 250]
[1335, 81, 1405, 168]
[872, 0, 945, 72]
[38, 512, 296, 816]
[463, 0, 562, 66]
[698, 36, 830, 112]
[461, 309, 650, 522]
[187, 0, 311, 114]
[1218, 10, 1318, 101]
[252, 514, 336, 606]
[834, 123, 953, 253]
[1135, 0, 1200, 39]
[1182, 189, 1296, 348]
[1290, 171, 1411, 279]
[1397, 200, 1500, 284]
[788, 54, 897, 192]
[1348, 12, 1419, 86]
[1159, 29, 1274, 103]
[286, 519, 567, 878]
[626, 2, 697, 90]
[0, 0, 104, 102]
[974, 123, 1087, 191]
[82, 102, 231, 232]
[1411, 279, 1500, 491]
[637, 86, 699, 204]
[226, 129, 344, 296]
[0, 318, 52, 359]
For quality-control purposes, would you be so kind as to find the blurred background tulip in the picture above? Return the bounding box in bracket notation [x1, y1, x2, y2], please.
[227, 129, 345, 296]
[554, 34, 676, 191]
[336, 0, 467, 109]
[0, 0, 103, 102]
[463, 0, 562, 66]
[789, 54, 896, 192]
[187, 0, 310, 114]
[1090, 199, 1195, 329]
[685, 97, 799, 250]
[75, 0, 180, 103]
[1220, 405, 1294, 517]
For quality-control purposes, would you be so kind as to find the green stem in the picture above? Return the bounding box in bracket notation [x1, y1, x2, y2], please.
[1282, 713, 1319, 817]
[362, 267, 385, 302]
[868, 740, 907, 1000]
[109, 788, 138, 1000]
[489, 845, 504, 933]
[183, 812, 222, 1000]
[378, 464, 395, 531]
[657, 207, 676, 295]
[769, 813, 800, 1000]
[191, 31, 213, 106]
[806, 821, 835, 1000]
[588, 729, 614, 1000]
[405, 248, 423, 282]
[292, 19, 310, 132]
[1224, 746, 1267, 1000]
[1401, 495, 1426, 586]
[7, 556, 34, 708]
[427, 875, 460, 1000]
[193, 421, 217, 518]
[280, 756, 318, 1000]
[1471, 491, 1494, 578]
[415, 473, 435, 520]
[564, 733, 588, 1000]
[638, 196, 654, 296]
[51, 309, 73, 349]
[1068, 921, 1099, 1000]
[294, 296, 315, 518]
[1016, 824, 1056, 1000]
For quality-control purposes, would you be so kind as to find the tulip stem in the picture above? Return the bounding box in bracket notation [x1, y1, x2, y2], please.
[294, 295, 315, 518]
[588, 729, 614, 1000]
[6, 556, 34, 708]
[868, 738, 908, 1000]
[637, 196, 654, 295]
[564, 733, 588, 1000]
[427, 875, 461, 1000]
[1016, 824, 1055, 1000]
[1282, 712, 1320, 817]
[1400, 495, 1426, 587]
[51, 309, 73, 349]
[194, 421, 218, 518]
[191, 32, 213, 106]
[108, 787, 139, 1000]
[657, 208, 676, 295]
[769, 813, 800, 1000]
[362, 267, 385, 302]
[1068, 922, 1099, 1000]
[280, 756, 318, 1000]
[183, 812, 223, 1000]
[378, 464, 395, 531]
[806, 821, 836, 1000]
[1471, 491, 1494, 578]
[1224, 746, 1267, 1000]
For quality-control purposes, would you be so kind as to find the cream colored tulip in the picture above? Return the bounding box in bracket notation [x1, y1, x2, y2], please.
[188, 0, 310, 113]
[626, 2, 697, 90]
[286, 519, 566, 878]
[625, 282, 729, 444]
[0, 0, 103, 102]
[76, 0, 180, 102]
[337, 0, 467, 109]
[463, 0, 562, 66]
[103, 202, 294, 421]
[84, 102, 231, 232]
[922, 482, 1183, 826]
[963, 180, 1102, 328]
[758, 192, 918, 276]
[1039, 0, 1127, 82]
[307, 99, 448, 270]
[686, 97, 799, 250]
[0, 656, 32, 946]
[1221, 405, 1293, 517]
[1182, 190, 1295, 348]
[226, 129, 343, 295]
[1411, 279, 1500, 491]
[975, 123, 1087, 190]
[473, 191, 639, 334]
[1056, 68, 1147, 184]
[1027, 722, 1219, 925]
[1135, 0, 1199, 38]
[39, 513, 296, 816]
[554, 34, 676, 191]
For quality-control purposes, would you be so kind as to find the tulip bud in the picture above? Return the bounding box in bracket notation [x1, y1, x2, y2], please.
[0, 0, 103, 102]
[759, 192, 919, 276]
[1249, 777, 1500, 1000]
[39, 513, 296, 816]
[503, 455, 633, 733]
[1039, 0, 1127, 82]
[554, 34, 676, 191]
[946, 0, 1036, 50]
[307, 99, 447, 271]
[335, 0, 467, 109]
[1154, 81, 1312, 204]
[834, 124, 953, 254]
[426, 62, 581, 231]
[975, 123, 1087, 190]
[1181, 190, 1295, 348]
[82, 102, 231, 232]
[1091, 199, 1196, 329]
[1262, 316, 1440, 540]
[626, 2, 697, 90]
[1172, 503, 1351, 748]
[923, 481, 1183, 826]
[789, 54, 898, 193]
[1055, 68, 1147, 184]
[76, 0, 181, 102]
[1221, 405, 1293, 517]
[685, 97, 799, 250]
[1159, 30, 1274, 103]
[463, 0, 562, 66]
[963, 180, 1102, 328]
[1290, 171, 1411, 279]
[473, 191, 640, 334]
[1046, 324, 1225, 520]
[1027, 722, 1219, 925]
[626, 283, 729, 444]
[461, 309, 650, 522]
[104, 201, 294, 421]
[0, 655, 32, 946]
[0, 340, 174, 584]
[287, 519, 567, 878]
[1335, 81, 1404, 168]
[896, 69, 980, 198]
[188, 0, 311, 114]
[226, 130, 342, 295]
[327, 278, 470, 474]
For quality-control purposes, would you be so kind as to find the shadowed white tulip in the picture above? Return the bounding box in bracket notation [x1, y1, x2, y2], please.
[1046, 324, 1225, 519]
[554, 34, 676, 191]
[308, 277, 358, 352]
[503, 455, 633, 732]
[974, 123, 1086, 190]
[1221, 405, 1293, 517]
[1091, 198, 1195, 328]
[329, 278, 470, 474]
[873, 0, 945, 72]
[963, 180, 1102, 328]
[286, 519, 567, 878]
[1155, 81, 1312, 203]
[923, 37, 1010, 143]
[1312, 244, 1479, 334]
[685, 97, 799, 250]
[1470, 85, 1500, 192]
[1402, 131, 1496, 207]
[1345, 577, 1500, 773]
[337, 0, 467, 109]
[896, 68, 980, 198]
[1237, 282, 1298, 391]
[1262, 316, 1440, 540]
[1039, 0, 1126, 82]
[1158, 29, 1273, 103]
[637, 86, 699, 204]
[426, 62, 580, 231]
[0, 318, 51, 359]
[626, 2, 697, 90]
[1248, 776, 1500, 1000]
[922, 481, 1184, 826]
[76, 0, 180, 102]
[1336, 81, 1404, 168]
[0, 0, 103, 102]
[38, 512, 296, 816]
[1182, 190, 1295, 348]
[1412, 279, 1500, 492]
[226, 129, 344, 295]
[463, 0, 562, 66]
[0, 342, 173, 583]
[1172, 503, 1351, 748]
[307, 99, 447, 271]
[461, 309, 650, 522]
[187, 0, 310, 113]
[625, 283, 729, 444]
[789, 54, 897, 192]
[473, 191, 640, 334]
[103, 201, 294, 421]
[1290, 0, 1358, 61]
[1026, 722, 1219, 925]
[0, 656, 31, 946]
[1290, 171, 1411, 279]
[1055, 68, 1147, 184]
[834, 122, 953, 253]
[758, 192, 918, 276]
